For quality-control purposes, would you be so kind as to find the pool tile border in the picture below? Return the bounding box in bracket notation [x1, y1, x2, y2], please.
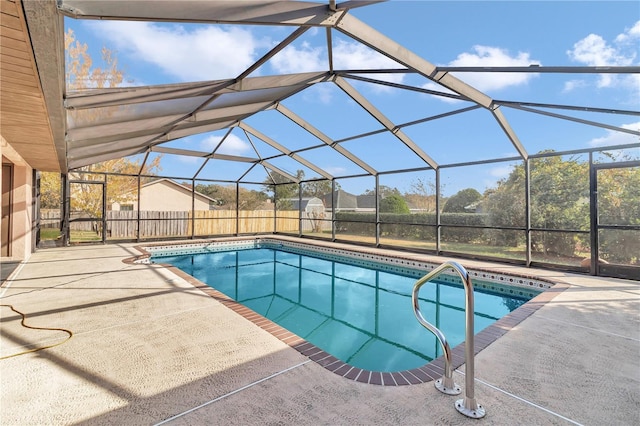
[137, 236, 554, 296]
[128, 236, 569, 386]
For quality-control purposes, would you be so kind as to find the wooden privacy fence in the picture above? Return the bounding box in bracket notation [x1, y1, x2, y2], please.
[105, 210, 332, 239]
[40, 209, 62, 228]
[192, 210, 332, 235]
[41, 209, 332, 239]
[108, 210, 301, 238]
[41, 209, 94, 232]
[107, 211, 190, 238]
[192, 210, 295, 235]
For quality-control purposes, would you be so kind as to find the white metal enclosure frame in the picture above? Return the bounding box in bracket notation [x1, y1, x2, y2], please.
[22, 0, 639, 180]
[21, 1, 640, 280]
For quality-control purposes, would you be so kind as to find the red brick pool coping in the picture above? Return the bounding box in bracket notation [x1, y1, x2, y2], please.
[128, 239, 569, 386]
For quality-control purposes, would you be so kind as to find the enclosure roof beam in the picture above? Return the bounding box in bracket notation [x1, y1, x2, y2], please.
[65, 80, 233, 110]
[399, 106, 483, 129]
[495, 100, 640, 116]
[65, 72, 331, 110]
[238, 122, 334, 180]
[237, 163, 259, 183]
[334, 13, 493, 109]
[67, 101, 274, 147]
[57, 0, 371, 26]
[149, 146, 208, 158]
[505, 104, 640, 136]
[341, 73, 467, 102]
[105, 25, 313, 165]
[210, 153, 260, 163]
[149, 146, 260, 164]
[491, 107, 528, 159]
[261, 161, 300, 184]
[334, 65, 640, 75]
[67, 127, 173, 150]
[275, 103, 378, 175]
[66, 92, 227, 165]
[327, 105, 484, 147]
[68, 150, 145, 170]
[333, 14, 533, 160]
[166, 120, 238, 141]
[436, 65, 640, 74]
[334, 76, 439, 170]
[68, 146, 148, 169]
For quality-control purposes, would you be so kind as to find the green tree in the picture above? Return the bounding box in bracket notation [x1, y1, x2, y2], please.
[483, 154, 589, 254]
[71, 157, 162, 218]
[483, 164, 526, 247]
[64, 28, 161, 219]
[596, 165, 640, 264]
[529, 155, 589, 256]
[362, 185, 401, 197]
[379, 194, 410, 213]
[66, 28, 124, 90]
[405, 177, 437, 213]
[301, 179, 337, 199]
[443, 188, 482, 213]
[194, 183, 268, 210]
[264, 170, 304, 210]
[40, 172, 62, 209]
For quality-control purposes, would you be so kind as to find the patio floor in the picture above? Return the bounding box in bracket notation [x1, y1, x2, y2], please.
[1, 239, 638, 425]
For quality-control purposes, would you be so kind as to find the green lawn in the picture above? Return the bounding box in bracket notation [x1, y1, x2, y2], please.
[302, 231, 586, 266]
[40, 228, 61, 240]
[70, 230, 102, 242]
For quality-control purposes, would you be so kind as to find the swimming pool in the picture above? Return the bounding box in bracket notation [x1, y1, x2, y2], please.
[149, 239, 544, 373]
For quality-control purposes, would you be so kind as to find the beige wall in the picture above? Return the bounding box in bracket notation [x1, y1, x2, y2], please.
[113, 180, 211, 211]
[1, 136, 34, 261]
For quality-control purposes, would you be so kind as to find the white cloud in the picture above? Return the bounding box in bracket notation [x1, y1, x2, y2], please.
[323, 166, 347, 176]
[562, 79, 588, 93]
[567, 34, 628, 67]
[89, 21, 264, 82]
[335, 40, 405, 91]
[614, 20, 640, 44]
[300, 84, 334, 105]
[334, 41, 402, 72]
[201, 134, 251, 155]
[419, 45, 540, 102]
[270, 41, 325, 73]
[567, 20, 639, 89]
[270, 39, 404, 91]
[447, 45, 540, 92]
[588, 122, 640, 147]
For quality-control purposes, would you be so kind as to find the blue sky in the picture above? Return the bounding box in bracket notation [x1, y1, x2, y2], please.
[66, 1, 640, 196]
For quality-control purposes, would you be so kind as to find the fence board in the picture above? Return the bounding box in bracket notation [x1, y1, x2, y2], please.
[40, 209, 333, 239]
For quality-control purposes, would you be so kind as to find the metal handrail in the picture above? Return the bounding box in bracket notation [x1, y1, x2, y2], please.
[412, 261, 485, 419]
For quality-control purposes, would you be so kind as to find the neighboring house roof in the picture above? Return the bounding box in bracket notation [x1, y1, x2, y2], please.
[322, 190, 358, 210]
[356, 194, 378, 209]
[284, 197, 325, 211]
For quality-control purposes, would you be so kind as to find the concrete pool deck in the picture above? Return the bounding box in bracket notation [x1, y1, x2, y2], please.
[1, 239, 638, 425]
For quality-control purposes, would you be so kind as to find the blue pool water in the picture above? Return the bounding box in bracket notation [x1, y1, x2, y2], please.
[156, 247, 536, 372]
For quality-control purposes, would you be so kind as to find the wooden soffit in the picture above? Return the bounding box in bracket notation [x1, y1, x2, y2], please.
[1, 0, 64, 172]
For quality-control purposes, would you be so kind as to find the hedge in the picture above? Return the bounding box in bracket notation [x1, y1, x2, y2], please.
[334, 212, 488, 243]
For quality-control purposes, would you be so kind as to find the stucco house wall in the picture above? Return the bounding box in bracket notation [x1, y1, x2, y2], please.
[1, 136, 35, 261]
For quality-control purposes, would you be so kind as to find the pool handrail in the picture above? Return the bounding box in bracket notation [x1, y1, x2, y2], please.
[412, 261, 486, 419]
